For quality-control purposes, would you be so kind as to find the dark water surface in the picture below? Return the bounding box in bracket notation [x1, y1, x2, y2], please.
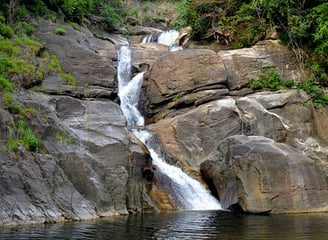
[1, 211, 328, 240]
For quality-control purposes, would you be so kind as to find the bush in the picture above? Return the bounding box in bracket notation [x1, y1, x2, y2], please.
[55, 27, 66, 35]
[15, 22, 35, 36]
[0, 57, 12, 74]
[17, 119, 40, 151]
[0, 23, 14, 38]
[0, 75, 13, 91]
[300, 80, 328, 108]
[248, 67, 281, 91]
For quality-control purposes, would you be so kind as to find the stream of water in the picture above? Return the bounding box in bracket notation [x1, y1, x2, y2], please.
[117, 41, 221, 210]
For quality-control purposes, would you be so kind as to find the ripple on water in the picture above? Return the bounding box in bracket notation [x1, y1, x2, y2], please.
[1, 211, 328, 240]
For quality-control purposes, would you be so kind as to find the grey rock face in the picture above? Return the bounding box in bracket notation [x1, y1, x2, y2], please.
[35, 20, 118, 99]
[0, 88, 150, 225]
[201, 135, 328, 213]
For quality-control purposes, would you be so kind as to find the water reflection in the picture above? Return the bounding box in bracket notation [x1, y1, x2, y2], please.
[1, 211, 328, 239]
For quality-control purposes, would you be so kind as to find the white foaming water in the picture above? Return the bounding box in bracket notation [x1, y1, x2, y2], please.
[118, 71, 145, 126]
[117, 45, 222, 210]
[157, 30, 179, 46]
[142, 30, 183, 52]
[117, 45, 132, 92]
[134, 129, 222, 210]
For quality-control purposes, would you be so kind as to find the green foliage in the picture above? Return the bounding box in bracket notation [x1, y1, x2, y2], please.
[59, 72, 76, 86]
[144, 2, 151, 11]
[0, 75, 13, 91]
[283, 79, 295, 88]
[55, 27, 66, 35]
[0, 57, 12, 73]
[100, 2, 125, 30]
[68, 21, 79, 30]
[299, 80, 328, 108]
[307, 3, 328, 71]
[173, 0, 190, 29]
[7, 135, 18, 152]
[14, 22, 35, 36]
[131, 7, 139, 18]
[173, 0, 206, 38]
[248, 67, 328, 108]
[2, 91, 25, 114]
[249, 67, 281, 91]
[16, 119, 40, 151]
[15, 6, 29, 20]
[0, 23, 14, 38]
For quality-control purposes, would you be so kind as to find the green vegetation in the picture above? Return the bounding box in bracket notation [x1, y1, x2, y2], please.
[174, 0, 328, 84]
[0, 0, 127, 31]
[248, 67, 283, 91]
[0, 3, 76, 154]
[54, 131, 74, 144]
[248, 67, 328, 108]
[6, 120, 41, 152]
[300, 80, 328, 108]
[55, 27, 66, 35]
[174, 0, 328, 107]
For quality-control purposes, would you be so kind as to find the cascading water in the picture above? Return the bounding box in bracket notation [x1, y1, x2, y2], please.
[117, 42, 222, 210]
[142, 30, 183, 52]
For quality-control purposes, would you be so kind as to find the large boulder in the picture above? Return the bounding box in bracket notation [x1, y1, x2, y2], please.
[148, 90, 310, 170]
[143, 49, 228, 122]
[219, 40, 307, 90]
[143, 40, 307, 122]
[131, 42, 170, 72]
[201, 135, 328, 213]
[35, 20, 118, 99]
[0, 90, 152, 225]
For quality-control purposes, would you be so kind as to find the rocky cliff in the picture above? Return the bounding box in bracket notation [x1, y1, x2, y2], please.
[1, 14, 328, 225]
[143, 38, 328, 214]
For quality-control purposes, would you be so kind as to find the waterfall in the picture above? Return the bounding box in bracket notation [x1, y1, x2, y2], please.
[117, 44, 222, 211]
[142, 30, 183, 52]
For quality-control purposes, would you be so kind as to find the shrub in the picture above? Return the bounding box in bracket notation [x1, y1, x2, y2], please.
[15, 22, 35, 36]
[0, 57, 12, 74]
[248, 67, 281, 90]
[0, 38, 20, 56]
[2, 91, 23, 113]
[283, 80, 295, 88]
[0, 23, 14, 38]
[55, 27, 66, 35]
[0, 75, 13, 91]
[17, 119, 40, 151]
[300, 80, 328, 108]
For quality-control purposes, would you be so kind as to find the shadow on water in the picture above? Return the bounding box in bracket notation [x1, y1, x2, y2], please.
[1, 211, 328, 240]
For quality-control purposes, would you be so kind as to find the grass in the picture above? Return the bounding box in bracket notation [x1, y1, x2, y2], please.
[54, 131, 74, 144]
